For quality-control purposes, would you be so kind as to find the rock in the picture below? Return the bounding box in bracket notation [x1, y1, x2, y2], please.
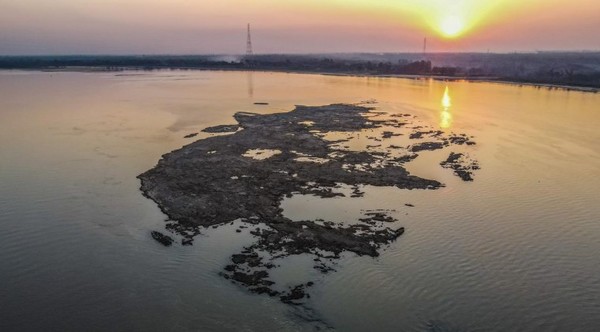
[359, 212, 398, 224]
[444, 152, 463, 163]
[382, 131, 401, 139]
[151, 231, 174, 246]
[410, 131, 425, 139]
[232, 270, 272, 286]
[440, 152, 479, 182]
[411, 142, 445, 152]
[454, 170, 473, 181]
[448, 135, 476, 145]
[251, 286, 279, 296]
[280, 285, 308, 304]
[184, 133, 198, 138]
[231, 253, 262, 267]
[201, 124, 240, 133]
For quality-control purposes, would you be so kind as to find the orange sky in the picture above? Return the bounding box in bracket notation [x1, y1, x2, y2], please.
[0, 0, 598, 54]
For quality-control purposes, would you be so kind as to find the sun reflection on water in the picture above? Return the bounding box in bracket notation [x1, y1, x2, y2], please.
[440, 85, 453, 128]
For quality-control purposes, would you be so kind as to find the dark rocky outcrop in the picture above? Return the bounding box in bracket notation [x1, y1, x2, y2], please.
[138, 103, 479, 303]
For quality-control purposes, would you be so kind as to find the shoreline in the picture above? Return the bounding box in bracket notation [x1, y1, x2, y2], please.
[1, 67, 598, 93]
[316, 72, 600, 93]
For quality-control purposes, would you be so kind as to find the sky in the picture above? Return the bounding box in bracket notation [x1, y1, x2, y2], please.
[0, 0, 599, 55]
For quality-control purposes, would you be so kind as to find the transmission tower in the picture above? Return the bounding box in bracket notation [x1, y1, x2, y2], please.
[246, 23, 253, 56]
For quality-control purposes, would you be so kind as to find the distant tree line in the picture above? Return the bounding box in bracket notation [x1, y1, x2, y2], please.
[1, 53, 598, 88]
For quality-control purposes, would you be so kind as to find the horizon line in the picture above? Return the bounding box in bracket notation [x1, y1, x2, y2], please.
[2, 50, 600, 57]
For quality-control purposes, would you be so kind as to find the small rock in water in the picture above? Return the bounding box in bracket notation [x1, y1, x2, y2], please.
[440, 152, 479, 182]
[411, 142, 445, 152]
[151, 231, 174, 246]
[382, 131, 400, 139]
[202, 124, 240, 133]
[280, 284, 309, 305]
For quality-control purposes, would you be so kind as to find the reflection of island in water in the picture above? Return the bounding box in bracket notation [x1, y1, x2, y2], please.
[440, 86, 453, 129]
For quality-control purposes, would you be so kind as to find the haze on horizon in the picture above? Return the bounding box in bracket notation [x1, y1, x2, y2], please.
[1, 0, 599, 55]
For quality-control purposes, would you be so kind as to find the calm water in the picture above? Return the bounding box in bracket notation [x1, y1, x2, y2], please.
[0, 70, 599, 331]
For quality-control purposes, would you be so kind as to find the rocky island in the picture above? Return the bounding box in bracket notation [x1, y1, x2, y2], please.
[138, 103, 478, 304]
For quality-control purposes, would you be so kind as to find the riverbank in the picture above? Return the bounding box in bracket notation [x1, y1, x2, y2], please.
[312, 71, 600, 93]
[3, 66, 598, 93]
[2, 52, 599, 92]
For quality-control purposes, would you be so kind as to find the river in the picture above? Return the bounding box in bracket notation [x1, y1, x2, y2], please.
[0, 70, 599, 331]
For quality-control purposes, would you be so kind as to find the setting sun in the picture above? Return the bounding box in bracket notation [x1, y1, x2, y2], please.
[439, 16, 465, 38]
